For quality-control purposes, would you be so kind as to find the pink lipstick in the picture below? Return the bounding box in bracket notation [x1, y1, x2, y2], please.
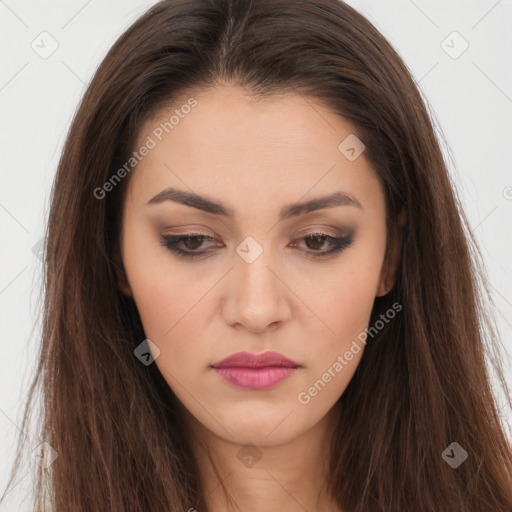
[211, 350, 300, 390]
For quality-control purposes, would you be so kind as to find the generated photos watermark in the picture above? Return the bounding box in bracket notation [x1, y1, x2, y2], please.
[297, 301, 402, 405]
[93, 97, 198, 200]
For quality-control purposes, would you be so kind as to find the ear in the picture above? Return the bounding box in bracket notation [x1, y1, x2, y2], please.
[376, 210, 405, 297]
[113, 250, 133, 298]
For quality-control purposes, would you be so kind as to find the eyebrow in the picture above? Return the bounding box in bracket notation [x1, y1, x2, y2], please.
[146, 187, 363, 220]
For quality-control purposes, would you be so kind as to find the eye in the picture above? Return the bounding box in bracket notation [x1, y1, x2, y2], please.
[290, 231, 354, 258]
[160, 233, 220, 259]
[160, 231, 354, 259]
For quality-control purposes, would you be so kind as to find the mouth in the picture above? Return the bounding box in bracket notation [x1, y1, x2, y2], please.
[212, 366, 299, 390]
[211, 351, 301, 390]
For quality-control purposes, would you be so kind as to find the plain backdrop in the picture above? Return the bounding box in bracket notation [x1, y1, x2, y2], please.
[1, 0, 511, 509]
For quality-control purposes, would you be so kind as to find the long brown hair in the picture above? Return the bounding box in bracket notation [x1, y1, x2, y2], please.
[2, 0, 512, 510]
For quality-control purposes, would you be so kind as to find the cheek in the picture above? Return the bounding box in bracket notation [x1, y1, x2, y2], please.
[301, 232, 386, 391]
[319, 237, 386, 336]
[120, 227, 212, 371]
[128, 264, 213, 353]
[128, 268, 216, 397]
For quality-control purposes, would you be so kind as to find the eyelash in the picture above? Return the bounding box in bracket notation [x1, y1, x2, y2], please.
[160, 231, 354, 259]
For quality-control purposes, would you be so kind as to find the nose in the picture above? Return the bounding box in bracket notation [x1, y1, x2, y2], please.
[221, 246, 292, 334]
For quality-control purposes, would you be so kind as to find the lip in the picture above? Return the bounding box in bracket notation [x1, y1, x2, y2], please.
[211, 351, 300, 390]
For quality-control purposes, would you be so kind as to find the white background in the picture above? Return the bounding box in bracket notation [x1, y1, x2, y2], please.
[1, 0, 511, 509]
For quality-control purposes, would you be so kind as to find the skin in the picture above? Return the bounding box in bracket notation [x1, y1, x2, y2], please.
[117, 84, 400, 512]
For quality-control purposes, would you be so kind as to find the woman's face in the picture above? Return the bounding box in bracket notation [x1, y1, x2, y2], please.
[118, 85, 394, 446]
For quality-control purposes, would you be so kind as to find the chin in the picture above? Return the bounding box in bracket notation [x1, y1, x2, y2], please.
[209, 411, 304, 446]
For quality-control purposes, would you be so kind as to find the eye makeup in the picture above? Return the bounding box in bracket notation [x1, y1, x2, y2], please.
[159, 229, 355, 260]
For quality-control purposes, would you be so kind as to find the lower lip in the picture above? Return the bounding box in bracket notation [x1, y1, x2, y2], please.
[213, 366, 298, 390]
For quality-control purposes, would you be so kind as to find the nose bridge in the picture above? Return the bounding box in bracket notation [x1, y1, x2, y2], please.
[223, 235, 291, 331]
[237, 248, 276, 300]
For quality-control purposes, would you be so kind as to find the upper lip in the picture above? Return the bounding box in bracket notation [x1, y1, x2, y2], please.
[211, 350, 300, 369]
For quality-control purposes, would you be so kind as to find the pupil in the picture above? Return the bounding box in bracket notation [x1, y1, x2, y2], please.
[184, 236, 203, 250]
[306, 235, 324, 250]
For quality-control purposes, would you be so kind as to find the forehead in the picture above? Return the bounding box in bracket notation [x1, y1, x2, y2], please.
[138, 85, 349, 154]
[125, 85, 382, 213]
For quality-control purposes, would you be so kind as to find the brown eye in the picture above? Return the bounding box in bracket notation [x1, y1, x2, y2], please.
[291, 231, 354, 258]
[182, 235, 207, 250]
[160, 233, 219, 259]
[161, 231, 354, 260]
[303, 234, 329, 251]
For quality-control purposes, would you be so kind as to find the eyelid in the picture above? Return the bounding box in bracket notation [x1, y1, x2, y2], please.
[160, 228, 354, 261]
[161, 226, 350, 241]
[160, 225, 217, 236]
[293, 226, 348, 239]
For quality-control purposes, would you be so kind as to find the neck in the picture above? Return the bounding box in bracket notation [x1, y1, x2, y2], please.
[181, 406, 342, 512]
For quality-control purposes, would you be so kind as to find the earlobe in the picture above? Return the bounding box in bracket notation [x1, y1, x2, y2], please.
[117, 274, 133, 298]
[376, 219, 404, 297]
[376, 266, 394, 297]
[113, 252, 133, 298]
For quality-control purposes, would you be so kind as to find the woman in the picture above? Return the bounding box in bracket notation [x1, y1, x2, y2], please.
[2, 0, 512, 510]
